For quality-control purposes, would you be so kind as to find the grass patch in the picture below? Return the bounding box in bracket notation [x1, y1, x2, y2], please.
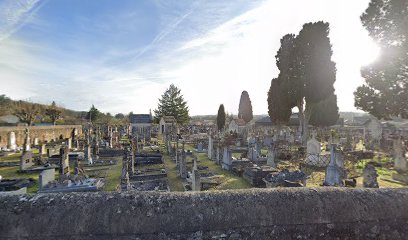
[102, 157, 123, 191]
[195, 151, 251, 190]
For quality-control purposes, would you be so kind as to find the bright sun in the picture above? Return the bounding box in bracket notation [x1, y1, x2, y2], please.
[355, 39, 381, 67]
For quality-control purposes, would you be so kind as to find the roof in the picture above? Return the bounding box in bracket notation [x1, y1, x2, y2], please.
[129, 114, 152, 124]
[255, 116, 272, 125]
[161, 116, 177, 123]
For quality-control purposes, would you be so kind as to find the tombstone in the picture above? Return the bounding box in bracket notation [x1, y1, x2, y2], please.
[7, 132, 17, 150]
[39, 169, 55, 189]
[363, 163, 379, 188]
[59, 146, 70, 175]
[266, 145, 276, 168]
[248, 147, 258, 161]
[65, 138, 72, 150]
[33, 138, 39, 146]
[84, 144, 93, 165]
[192, 169, 201, 191]
[222, 147, 232, 169]
[131, 143, 135, 174]
[393, 138, 407, 173]
[40, 144, 46, 157]
[307, 133, 321, 155]
[208, 134, 213, 159]
[179, 152, 187, 179]
[323, 144, 343, 186]
[126, 172, 132, 191]
[197, 142, 203, 152]
[19, 151, 34, 171]
[368, 119, 382, 141]
[23, 128, 31, 152]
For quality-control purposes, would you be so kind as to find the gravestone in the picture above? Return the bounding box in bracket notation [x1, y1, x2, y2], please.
[67, 138, 72, 150]
[222, 147, 232, 170]
[323, 144, 343, 186]
[59, 146, 70, 176]
[197, 142, 203, 152]
[266, 145, 276, 168]
[39, 169, 55, 189]
[84, 145, 92, 165]
[307, 134, 321, 155]
[19, 151, 34, 171]
[192, 169, 201, 191]
[248, 147, 258, 161]
[393, 138, 407, 173]
[34, 138, 39, 146]
[207, 134, 213, 159]
[363, 163, 379, 188]
[7, 132, 17, 151]
[179, 153, 187, 179]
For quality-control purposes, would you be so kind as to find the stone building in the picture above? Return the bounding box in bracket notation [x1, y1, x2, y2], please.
[129, 114, 152, 140]
[159, 116, 177, 135]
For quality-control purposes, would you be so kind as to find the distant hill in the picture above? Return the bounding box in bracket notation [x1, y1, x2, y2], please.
[0, 94, 86, 125]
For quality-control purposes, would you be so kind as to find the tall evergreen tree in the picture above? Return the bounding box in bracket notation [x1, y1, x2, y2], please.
[267, 78, 292, 125]
[86, 105, 101, 123]
[216, 104, 226, 131]
[238, 91, 253, 123]
[154, 84, 190, 124]
[354, 0, 408, 119]
[268, 22, 337, 143]
[309, 93, 339, 127]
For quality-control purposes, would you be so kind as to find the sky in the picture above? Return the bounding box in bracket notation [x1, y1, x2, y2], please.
[0, 0, 380, 115]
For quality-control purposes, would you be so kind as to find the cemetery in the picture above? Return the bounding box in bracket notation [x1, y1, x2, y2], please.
[1, 0, 408, 238]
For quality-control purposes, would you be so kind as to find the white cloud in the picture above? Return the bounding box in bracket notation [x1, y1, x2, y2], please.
[0, 0, 379, 116]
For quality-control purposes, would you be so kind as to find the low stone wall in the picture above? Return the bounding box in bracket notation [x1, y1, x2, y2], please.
[0, 125, 82, 147]
[0, 188, 408, 239]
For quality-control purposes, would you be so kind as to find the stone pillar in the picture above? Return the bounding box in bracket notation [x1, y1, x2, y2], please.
[7, 132, 17, 151]
[192, 169, 201, 191]
[23, 128, 30, 152]
[59, 146, 70, 176]
[67, 138, 72, 150]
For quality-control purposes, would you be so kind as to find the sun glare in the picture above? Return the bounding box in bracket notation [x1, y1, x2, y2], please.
[356, 39, 381, 66]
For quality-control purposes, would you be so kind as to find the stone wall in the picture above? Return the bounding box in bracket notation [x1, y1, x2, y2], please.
[0, 125, 82, 147]
[1, 188, 408, 239]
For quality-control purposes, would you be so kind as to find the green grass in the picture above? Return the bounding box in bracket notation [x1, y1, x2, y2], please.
[159, 142, 184, 192]
[194, 151, 251, 190]
[102, 157, 123, 191]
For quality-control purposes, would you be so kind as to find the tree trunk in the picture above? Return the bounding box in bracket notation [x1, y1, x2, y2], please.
[302, 103, 314, 145]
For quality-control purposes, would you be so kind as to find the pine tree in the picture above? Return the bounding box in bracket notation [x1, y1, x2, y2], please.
[216, 104, 226, 131]
[238, 91, 253, 123]
[354, 0, 408, 119]
[86, 105, 101, 123]
[154, 84, 190, 124]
